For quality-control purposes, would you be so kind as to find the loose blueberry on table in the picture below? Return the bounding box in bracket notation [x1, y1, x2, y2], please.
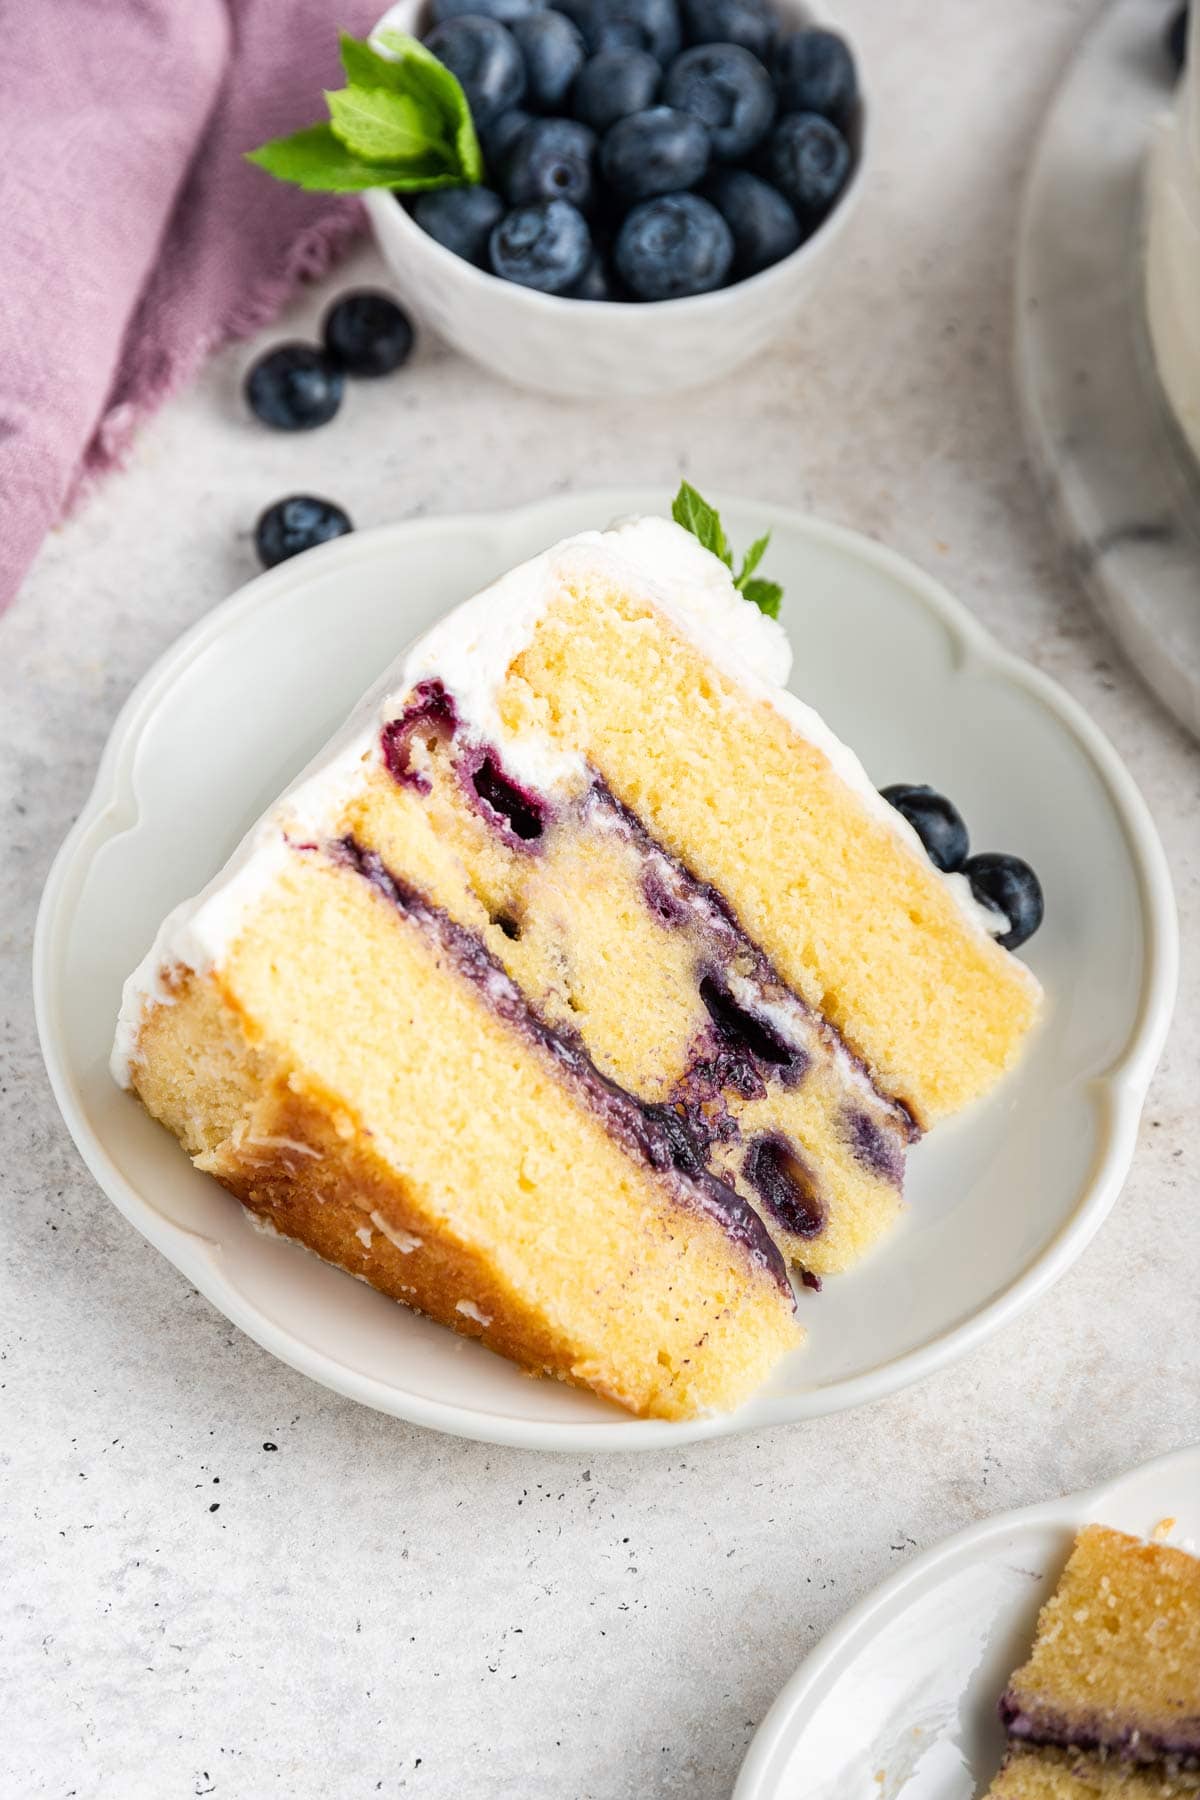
[254, 496, 354, 568]
[322, 291, 414, 376]
[401, 0, 860, 301]
[243, 343, 344, 431]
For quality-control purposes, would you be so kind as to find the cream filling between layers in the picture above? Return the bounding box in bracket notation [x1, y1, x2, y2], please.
[112, 515, 1019, 1086]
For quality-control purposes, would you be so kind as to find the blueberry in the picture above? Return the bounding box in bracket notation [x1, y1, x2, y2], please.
[744, 1135, 824, 1238]
[511, 11, 586, 109]
[880, 784, 969, 874]
[681, 0, 777, 59]
[768, 112, 851, 220]
[963, 853, 1043, 952]
[614, 192, 732, 298]
[571, 48, 661, 133]
[663, 43, 775, 160]
[322, 291, 414, 376]
[1166, 3, 1189, 75]
[590, 17, 648, 51]
[570, 252, 619, 299]
[254, 496, 353, 569]
[579, 0, 682, 62]
[244, 344, 343, 430]
[489, 197, 592, 291]
[600, 105, 708, 201]
[504, 116, 597, 209]
[773, 28, 858, 131]
[430, 0, 544, 20]
[479, 106, 534, 172]
[423, 16, 526, 123]
[414, 186, 506, 265]
[702, 168, 799, 275]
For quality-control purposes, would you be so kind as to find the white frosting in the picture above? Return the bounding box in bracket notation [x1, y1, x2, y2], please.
[111, 515, 1012, 1086]
[1147, 29, 1200, 463]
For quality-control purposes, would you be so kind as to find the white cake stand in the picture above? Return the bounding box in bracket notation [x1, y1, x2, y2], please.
[1016, 0, 1200, 742]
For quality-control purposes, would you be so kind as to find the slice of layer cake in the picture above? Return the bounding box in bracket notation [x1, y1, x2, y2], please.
[113, 506, 1041, 1417]
[999, 1525, 1200, 1777]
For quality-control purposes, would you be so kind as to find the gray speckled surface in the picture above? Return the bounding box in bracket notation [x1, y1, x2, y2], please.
[2, 3, 1198, 1797]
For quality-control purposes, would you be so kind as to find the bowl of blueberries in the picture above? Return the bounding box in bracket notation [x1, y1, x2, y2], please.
[363, 0, 865, 396]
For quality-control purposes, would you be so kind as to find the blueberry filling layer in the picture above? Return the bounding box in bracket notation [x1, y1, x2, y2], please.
[998, 1698, 1200, 1771]
[381, 680, 459, 791]
[699, 970, 807, 1075]
[330, 835, 793, 1298]
[466, 750, 547, 842]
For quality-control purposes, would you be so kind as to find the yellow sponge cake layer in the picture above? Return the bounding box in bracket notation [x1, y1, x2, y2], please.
[498, 567, 1039, 1126]
[130, 845, 799, 1419]
[987, 1750, 1199, 1798]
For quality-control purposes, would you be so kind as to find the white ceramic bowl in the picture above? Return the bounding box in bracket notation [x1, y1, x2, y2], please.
[33, 490, 1177, 1452]
[363, 0, 867, 397]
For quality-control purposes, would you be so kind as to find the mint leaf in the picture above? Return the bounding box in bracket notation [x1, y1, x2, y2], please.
[246, 125, 463, 193]
[339, 31, 410, 92]
[373, 29, 483, 182]
[247, 29, 482, 193]
[671, 481, 732, 569]
[735, 531, 770, 589]
[671, 483, 784, 616]
[740, 578, 783, 619]
[327, 85, 446, 165]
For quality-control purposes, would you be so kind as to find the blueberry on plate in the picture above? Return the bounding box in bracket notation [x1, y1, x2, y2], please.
[681, 0, 777, 60]
[600, 105, 709, 201]
[505, 116, 597, 209]
[879, 784, 969, 874]
[962, 852, 1044, 952]
[254, 495, 353, 568]
[701, 168, 799, 275]
[429, 0, 545, 21]
[322, 291, 414, 376]
[663, 43, 775, 161]
[571, 48, 661, 133]
[244, 343, 344, 430]
[580, 0, 682, 63]
[768, 111, 851, 220]
[489, 197, 592, 291]
[614, 191, 732, 298]
[414, 186, 506, 265]
[479, 105, 535, 172]
[511, 10, 587, 109]
[773, 28, 858, 131]
[423, 16, 527, 123]
[1166, 3, 1189, 75]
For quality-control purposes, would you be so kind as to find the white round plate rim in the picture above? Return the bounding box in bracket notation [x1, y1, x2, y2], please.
[33, 490, 1178, 1451]
[1014, 0, 1200, 742]
[732, 1441, 1200, 1799]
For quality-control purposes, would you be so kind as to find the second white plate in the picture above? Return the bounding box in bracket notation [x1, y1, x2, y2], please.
[34, 490, 1177, 1449]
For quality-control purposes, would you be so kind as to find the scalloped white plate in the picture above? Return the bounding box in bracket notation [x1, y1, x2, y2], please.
[33, 490, 1177, 1450]
[734, 1443, 1200, 1799]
